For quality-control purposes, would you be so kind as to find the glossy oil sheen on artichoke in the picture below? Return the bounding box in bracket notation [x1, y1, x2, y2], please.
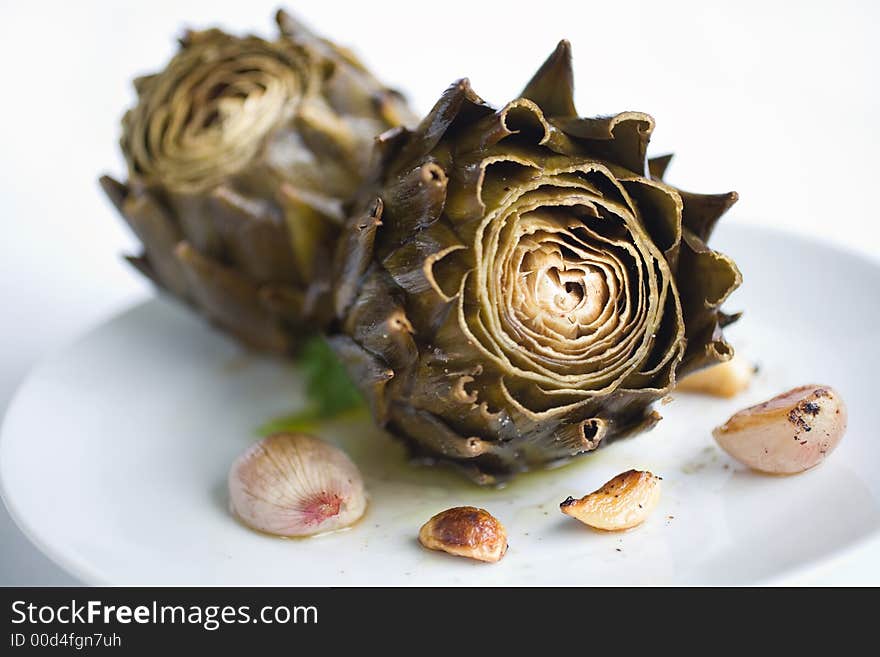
[331, 41, 742, 484]
[101, 10, 414, 353]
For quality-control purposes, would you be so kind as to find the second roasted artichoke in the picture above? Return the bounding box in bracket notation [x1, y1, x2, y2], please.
[331, 42, 742, 483]
[101, 10, 413, 353]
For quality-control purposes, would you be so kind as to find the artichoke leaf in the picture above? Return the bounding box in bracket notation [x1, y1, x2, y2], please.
[100, 178, 189, 299]
[327, 335, 394, 424]
[648, 153, 674, 181]
[519, 40, 577, 119]
[174, 242, 292, 353]
[333, 198, 384, 318]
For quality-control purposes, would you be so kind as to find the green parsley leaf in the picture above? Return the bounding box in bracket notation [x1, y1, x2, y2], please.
[257, 335, 366, 436]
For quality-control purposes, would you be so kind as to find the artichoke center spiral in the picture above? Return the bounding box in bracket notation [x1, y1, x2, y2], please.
[464, 167, 674, 395]
[518, 241, 610, 326]
[501, 207, 620, 347]
[126, 39, 303, 192]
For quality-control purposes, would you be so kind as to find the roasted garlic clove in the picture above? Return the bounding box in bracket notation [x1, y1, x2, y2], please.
[676, 354, 754, 398]
[228, 432, 367, 537]
[418, 507, 508, 563]
[713, 385, 847, 474]
[560, 470, 662, 531]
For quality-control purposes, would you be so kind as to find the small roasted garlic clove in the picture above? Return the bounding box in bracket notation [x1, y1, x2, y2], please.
[418, 506, 508, 563]
[676, 354, 754, 398]
[228, 432, 367, 537]
[560, 470, 661, 531]
[713, 385, 847, 474]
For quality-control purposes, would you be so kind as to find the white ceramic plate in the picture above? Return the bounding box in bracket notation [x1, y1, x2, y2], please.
[2, 224, 879, 585]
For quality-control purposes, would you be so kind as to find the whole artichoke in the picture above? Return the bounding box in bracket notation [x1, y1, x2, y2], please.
[101, 10, 413, 353]
[331, 41, 742, 484]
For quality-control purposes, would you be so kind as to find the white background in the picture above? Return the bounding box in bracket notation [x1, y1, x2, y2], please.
[0, 0, 878, 584]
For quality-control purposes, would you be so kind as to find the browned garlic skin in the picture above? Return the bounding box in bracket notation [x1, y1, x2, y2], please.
[228, 432, 367, 537]
[418, 506, 508, 563]
[713, 385, 847, 474]
[560, 469, 661, 531]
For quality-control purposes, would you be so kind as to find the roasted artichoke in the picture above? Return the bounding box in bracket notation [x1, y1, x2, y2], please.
[331, 42, 742, 483]
[101, 10, 413, 353]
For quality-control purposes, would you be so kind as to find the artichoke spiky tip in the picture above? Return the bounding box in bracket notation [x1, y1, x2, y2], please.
[276, 7, 302, 35]
[648, 153, 674, 180]
[98, 175, 127, 213]
[555, 38, 572, 56]
[520, 38, 576, 117]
